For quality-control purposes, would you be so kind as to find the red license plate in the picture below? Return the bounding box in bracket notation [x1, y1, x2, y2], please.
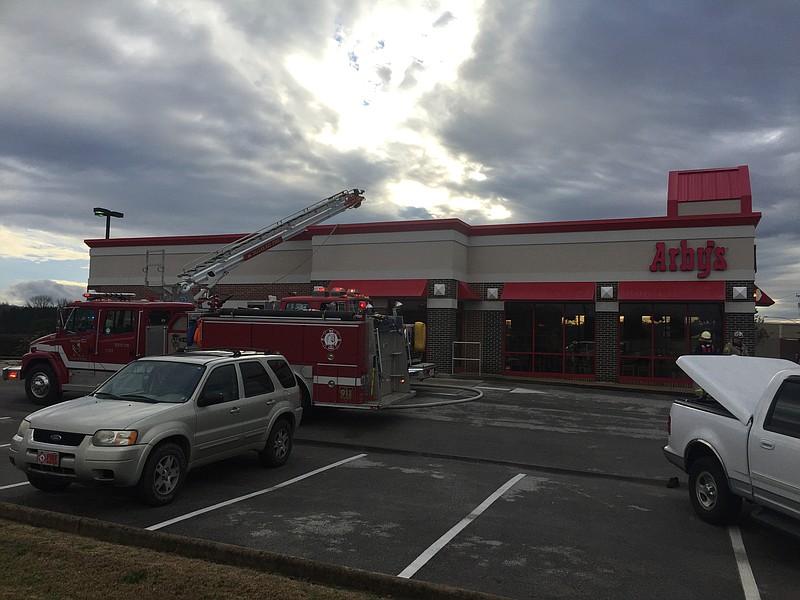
[37, 450, 59, 467]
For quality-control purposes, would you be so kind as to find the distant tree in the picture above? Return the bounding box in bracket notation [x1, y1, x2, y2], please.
[26, 295, 55, 308]
[754, 314, 770, 348]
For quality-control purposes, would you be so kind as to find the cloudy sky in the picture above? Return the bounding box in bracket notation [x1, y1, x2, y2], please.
[1, 1, 798, 319]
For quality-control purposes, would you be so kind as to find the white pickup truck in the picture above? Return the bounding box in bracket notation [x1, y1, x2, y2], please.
[664, 355, 800, 526]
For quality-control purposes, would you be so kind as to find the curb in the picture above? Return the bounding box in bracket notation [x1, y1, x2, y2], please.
[0, 502, 508, 600]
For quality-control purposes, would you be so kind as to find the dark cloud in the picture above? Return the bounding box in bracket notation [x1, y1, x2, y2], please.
[0, 1, 797, 313]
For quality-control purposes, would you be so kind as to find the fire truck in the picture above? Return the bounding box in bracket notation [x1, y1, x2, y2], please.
[192, 307, 414, 412]
[8, 189, 419, 408]
[280, 285, 372, 312]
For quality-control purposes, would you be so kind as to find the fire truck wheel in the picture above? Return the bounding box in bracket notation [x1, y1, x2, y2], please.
[260, 418, 292, 468]
[25, 364, 62, 406]
[27, 474, 71, 492]
[135, 442, 186, 506]
[298, 379, 314, 422]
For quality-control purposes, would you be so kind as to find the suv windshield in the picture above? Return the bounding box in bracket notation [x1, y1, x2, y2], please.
[96, 360, 205, 404]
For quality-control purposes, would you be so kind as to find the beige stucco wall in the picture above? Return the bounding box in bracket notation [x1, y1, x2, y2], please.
[87, 222, 756, 289]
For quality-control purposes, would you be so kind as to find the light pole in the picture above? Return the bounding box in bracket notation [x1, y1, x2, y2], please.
[93, 207, 124, 239]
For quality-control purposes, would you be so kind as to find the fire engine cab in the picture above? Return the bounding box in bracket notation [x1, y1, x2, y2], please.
[17, 292, 193, 405]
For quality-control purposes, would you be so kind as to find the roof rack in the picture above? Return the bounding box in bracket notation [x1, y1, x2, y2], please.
[175, 348, 274, 357]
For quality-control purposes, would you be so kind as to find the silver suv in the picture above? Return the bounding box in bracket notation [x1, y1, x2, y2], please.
[9, 350, 302, 506]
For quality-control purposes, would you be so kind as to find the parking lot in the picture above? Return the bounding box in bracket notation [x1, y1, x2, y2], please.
[1, 377, 798, 599]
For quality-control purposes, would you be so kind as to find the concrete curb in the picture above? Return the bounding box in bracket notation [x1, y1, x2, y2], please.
[0, 501, 508, 600]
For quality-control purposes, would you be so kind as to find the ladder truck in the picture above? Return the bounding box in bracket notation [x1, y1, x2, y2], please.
[7, 188, 417, 412]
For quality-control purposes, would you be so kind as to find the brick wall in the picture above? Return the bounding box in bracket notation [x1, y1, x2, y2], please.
[725, 280, 755, 355]
[427, 307, 457, 374]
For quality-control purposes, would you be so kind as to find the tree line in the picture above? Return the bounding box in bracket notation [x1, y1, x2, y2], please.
[0, 296, 65, 357]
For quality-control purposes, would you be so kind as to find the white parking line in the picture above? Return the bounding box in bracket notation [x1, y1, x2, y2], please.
[475, 386, 512, 391]
[0, 481, 29, 490]
[729, 526, 761, 600]
[398, 473, 526, 579]
[0, 443, 10, 448]
[146, 453, 367, 531]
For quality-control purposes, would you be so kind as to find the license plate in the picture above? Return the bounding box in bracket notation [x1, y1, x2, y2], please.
[37, 450, 59, 467]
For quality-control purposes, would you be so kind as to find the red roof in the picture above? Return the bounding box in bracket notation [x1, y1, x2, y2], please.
[667, 165, 752, 216]
[618, 281, 725, 301]
[501, 282, 595, 301]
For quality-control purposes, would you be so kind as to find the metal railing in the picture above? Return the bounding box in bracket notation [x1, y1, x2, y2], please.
[452, 341, 481, 375]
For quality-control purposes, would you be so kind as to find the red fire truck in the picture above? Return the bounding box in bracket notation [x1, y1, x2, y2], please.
[280, 285, 372, 312]
[6, 189, 419, 408]
[192, 307, 415, 412]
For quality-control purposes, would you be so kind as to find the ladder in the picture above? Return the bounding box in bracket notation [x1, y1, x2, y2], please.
[176, 189, 364, 294]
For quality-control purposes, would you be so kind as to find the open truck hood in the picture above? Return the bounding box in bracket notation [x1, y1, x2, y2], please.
[676, 355, 800, 424]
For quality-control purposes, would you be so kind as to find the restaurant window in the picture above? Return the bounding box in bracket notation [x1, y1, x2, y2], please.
[505, 303, 595, 377]
[619, 303, 723, 381]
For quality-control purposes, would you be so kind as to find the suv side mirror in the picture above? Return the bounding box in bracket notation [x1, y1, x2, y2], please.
[197, 391, 225, 407]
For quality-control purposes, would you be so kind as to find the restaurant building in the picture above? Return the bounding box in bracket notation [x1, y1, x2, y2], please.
[87, 165, 771, 386]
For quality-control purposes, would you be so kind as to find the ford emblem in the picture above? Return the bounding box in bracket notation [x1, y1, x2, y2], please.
[50, 434, 62, 442]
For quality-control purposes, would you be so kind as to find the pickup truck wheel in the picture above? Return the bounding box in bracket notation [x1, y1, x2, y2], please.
[27, 474, 71, 492]
[260, 418, 292, 468]
[135, 442, 186, 506]
[25, 364, 62, 406]
[689, 456, 742, 525]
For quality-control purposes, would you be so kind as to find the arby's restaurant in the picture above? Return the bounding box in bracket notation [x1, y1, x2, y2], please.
[86, 165, 773, 387]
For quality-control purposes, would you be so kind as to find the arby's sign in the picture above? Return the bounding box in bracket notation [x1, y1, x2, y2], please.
[649, 240, 727, 279]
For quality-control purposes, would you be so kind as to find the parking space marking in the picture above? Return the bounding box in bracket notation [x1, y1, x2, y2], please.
[729, 526, 761, 600]
[0, 443, 10, 449]
[146, 453, 367, 531]
[0, 482, 29, 490]
[475, 386, 512, 391]
[398, 473, 526, 579]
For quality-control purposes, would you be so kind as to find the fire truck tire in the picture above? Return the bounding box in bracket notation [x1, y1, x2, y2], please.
[27, 474, 71, 492]
[25, 364, 62, 406]
[135, 442, 186, 506]
[297, 378, 314, 422]
[260, 418, 292, 468]
[413, 322, 426, 352]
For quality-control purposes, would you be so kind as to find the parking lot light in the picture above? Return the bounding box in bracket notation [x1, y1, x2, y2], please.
[93, 207, 124, 239]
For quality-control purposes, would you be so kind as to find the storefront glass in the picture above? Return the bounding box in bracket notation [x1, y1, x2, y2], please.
[619, 303, 723, 381]
[505, 303, 595, 377]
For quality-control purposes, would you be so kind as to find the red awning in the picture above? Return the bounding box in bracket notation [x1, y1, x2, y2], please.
[755, 287, 775, 307]
[328, 279, 428, 298]
[501, 282, 595, 301]
[617, 281, 725, 301]
[457, 281, 480, 300]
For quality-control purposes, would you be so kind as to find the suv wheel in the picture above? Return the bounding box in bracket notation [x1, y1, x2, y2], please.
[260, 419, 292, 467]
[136, 442, 186, 506]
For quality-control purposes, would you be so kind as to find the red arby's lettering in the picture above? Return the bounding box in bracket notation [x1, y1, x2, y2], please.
[650, 240, 727, 279]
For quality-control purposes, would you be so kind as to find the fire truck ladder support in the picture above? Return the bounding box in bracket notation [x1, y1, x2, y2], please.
[176, 189, 364, 295]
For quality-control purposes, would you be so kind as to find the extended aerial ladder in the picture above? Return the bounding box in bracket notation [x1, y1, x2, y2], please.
[173, 189, 365, 304]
